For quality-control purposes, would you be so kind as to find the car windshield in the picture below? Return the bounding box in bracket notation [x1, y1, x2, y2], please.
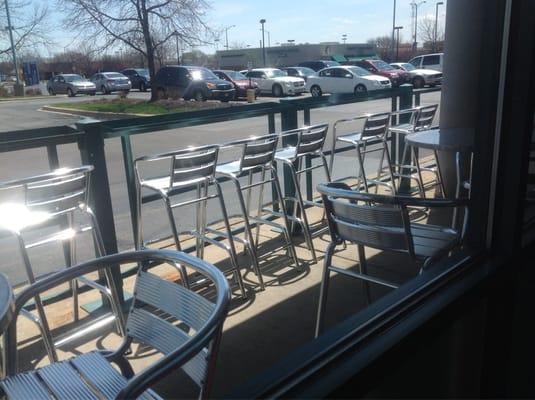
[346, 66, 372, 76]
[64, 75, 84, 82]
[104, 73, 125, 78]
[189, 68, 218, 80]
[296, 67, 316, 75]
[401, 63, 416, 71]
[371, 60, 395, 70]
[324, 61, 340, 67]
[265, 69, 287, 78]
[134, 69, 149, 77]
[226, 71, 247, 80]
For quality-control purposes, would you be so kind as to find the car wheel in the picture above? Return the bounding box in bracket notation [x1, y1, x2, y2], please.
[272, 84, 283, 97]
[140, 82, 146, 92]
[156, 88, 167, 100]
[354, 84, 367, 96]
[194, 90, 205, 102]
[101, 85, 108, 95]
[310, 85, 322, 97]
[413, 76, 425, 89]
[48, 88, 55, 96]
[67, 88, 75, 97]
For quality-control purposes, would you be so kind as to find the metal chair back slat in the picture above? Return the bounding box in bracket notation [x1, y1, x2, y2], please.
[171, 146, 219, 187]
[414, 104, 438, 129]
[361, 113, 391, 138]
[293, 124, 329, 158]
[135, 271, 214, 332]
[240, 135, 278, 171]
[331, 199, 405, 228]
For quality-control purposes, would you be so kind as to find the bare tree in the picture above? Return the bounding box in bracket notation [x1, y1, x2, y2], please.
[59, 0, 214, 101]
[367, 36, 394, 62]
[418, 16, 444, 50]
[0, 1, 51, 60]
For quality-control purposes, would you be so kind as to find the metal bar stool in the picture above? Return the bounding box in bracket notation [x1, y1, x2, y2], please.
[0, 166, 126, 363]
[389, 104, 445, 197]
[216, 134, 301, 285]
[330, 112, 396, 194]
[134, 144, 248, 297]
[314, 182, 468, 337]
[274, 123, 331, 263]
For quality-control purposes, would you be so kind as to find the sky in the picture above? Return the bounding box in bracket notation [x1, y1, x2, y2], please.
[2, 0, 447, 57]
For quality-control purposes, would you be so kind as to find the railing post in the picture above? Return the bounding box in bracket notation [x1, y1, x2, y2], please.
[303, 108, 313, 201]
[76, 120, 124, 304]
[279, 99, 299, 231]
[398, 84, 414, 194]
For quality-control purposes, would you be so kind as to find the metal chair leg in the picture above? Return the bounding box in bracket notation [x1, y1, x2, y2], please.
[315, 242, 336, 338]
[412, 147, 427, 198]
[355, 144, 369, 193]
[67, 213, 79, 323]
[383, 139, 398, 194]
[357, 244, 372, 305]
[433, 149, 447, 197]
[254, 168, 267, 248]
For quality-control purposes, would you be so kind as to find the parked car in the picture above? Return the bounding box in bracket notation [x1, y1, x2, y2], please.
[242, 68, 306, 97]
[297, 60, 341, 72]
[153, 65, 235, 102]
[390, 62, 442, 88]
[212, 69, 260, 99]
[90, 72, 131, 94]
[408, 53, 444, 72]
[350, 59, 411, 87]
[121, 68, 151, 91]
[280, 67, 317, 82]
[46, 74, 96, 97]
[306, 65, 391, 97]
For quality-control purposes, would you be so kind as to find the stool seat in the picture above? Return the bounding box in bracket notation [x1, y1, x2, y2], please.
[274, 146, 297, 161]
[337, 132, 383, 144]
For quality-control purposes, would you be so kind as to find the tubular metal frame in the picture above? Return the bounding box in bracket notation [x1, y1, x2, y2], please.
[275, 124, 332, 263]
[331, 113, 397, 194]
[0, 166, 126, 364]
[216, 134, 302, 286]
[314, 182, 469, 337]
[134, 144, 248, 297]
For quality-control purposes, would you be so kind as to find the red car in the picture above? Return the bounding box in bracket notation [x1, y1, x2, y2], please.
[350, 59, 411, 87]
[212, 70, 260, 99]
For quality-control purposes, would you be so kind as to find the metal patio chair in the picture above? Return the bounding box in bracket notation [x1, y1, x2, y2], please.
[216, 134, 301, 284]
[389, 104, 445, 197]
[274, 123, 331, 263]
[314, 182, 468, 337]
[0, 166, 125, 363]
[134, 144, 248, 296]
[330, 112, 396, 194]
[0, 249, 230, 400]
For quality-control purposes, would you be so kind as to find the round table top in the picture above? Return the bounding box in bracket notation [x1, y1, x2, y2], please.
[0, 272, 15, 334]
[405, 128, 474, 152]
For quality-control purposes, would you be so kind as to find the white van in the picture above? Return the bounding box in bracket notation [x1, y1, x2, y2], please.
[408, 53, 443, 72]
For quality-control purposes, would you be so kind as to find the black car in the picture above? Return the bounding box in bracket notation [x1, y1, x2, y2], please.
[153, 66, 235, 102]
[297, 60, 341, 72]
[121, 68, 151, 92]
[280, 66, 317, 82]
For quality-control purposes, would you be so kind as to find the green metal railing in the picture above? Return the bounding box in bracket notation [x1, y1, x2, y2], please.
[0, 85, 440, 305]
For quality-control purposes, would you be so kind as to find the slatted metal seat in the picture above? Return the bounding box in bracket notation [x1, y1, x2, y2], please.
[0, 166, 125, 364]
[0, 250, 230, 399]
[314, 182, 468, 337]
[331, 113, 396, 194]
[389, 104, 445, 197]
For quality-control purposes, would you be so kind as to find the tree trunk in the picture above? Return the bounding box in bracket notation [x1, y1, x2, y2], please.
[140, 0, 158, 102]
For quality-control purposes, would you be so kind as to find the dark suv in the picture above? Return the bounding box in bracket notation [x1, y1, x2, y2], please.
[121, 68, 151, 92]
[297, 60, 340, 72]
[153, 66, 235, 102]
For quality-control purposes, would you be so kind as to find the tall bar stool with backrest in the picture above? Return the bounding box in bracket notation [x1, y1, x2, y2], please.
[216, 134, 301, 284]
[0, 166, 126, 363]
[134, 144, 249, 296]
[330, 112, 396, 194]
[389, 104, 445, 197]
[314, 182, 468, 337]
[274, 123, 331, 263]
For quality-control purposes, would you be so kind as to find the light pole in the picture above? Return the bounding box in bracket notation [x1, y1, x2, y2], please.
[391, 0, 397, 61]
[411, 1, 426, 53]
[342, 34, 347, 44]
[224, 25, 236, 50]
[287, 39, 295, 45]
[434, 1, 444, 52]
[394, 26, 403, 61]
[259, 19, 266, 66]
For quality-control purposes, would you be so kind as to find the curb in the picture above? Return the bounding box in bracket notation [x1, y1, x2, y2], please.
[1, 95, 60, 102]
[40, 105, 154, 119]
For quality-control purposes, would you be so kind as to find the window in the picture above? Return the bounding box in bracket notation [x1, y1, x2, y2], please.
[333, 68, 352, 78]
[423, 55, 440, 66]
[409, 57, 422, 67]
[319, 69, 334, 77]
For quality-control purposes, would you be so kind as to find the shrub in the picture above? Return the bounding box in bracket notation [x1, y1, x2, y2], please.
[0, 85, 11, 98]
[25, 88, 42, 96]
[117, 90, 129, 99]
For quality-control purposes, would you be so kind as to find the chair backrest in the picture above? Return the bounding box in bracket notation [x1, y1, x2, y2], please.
[124, 250, 229, 395]
[318, 182, 414, 257]
[282, 123, 329, 158]
[414, 104, 438, 130]
[0, 166, 94, 216]
[239, 134, 279, 172]
[361, 112, 391, 139]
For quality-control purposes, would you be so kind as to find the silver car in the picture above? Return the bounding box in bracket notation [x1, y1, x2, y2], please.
[90, 72, 131, 94]
[47, 74, 96, 97]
